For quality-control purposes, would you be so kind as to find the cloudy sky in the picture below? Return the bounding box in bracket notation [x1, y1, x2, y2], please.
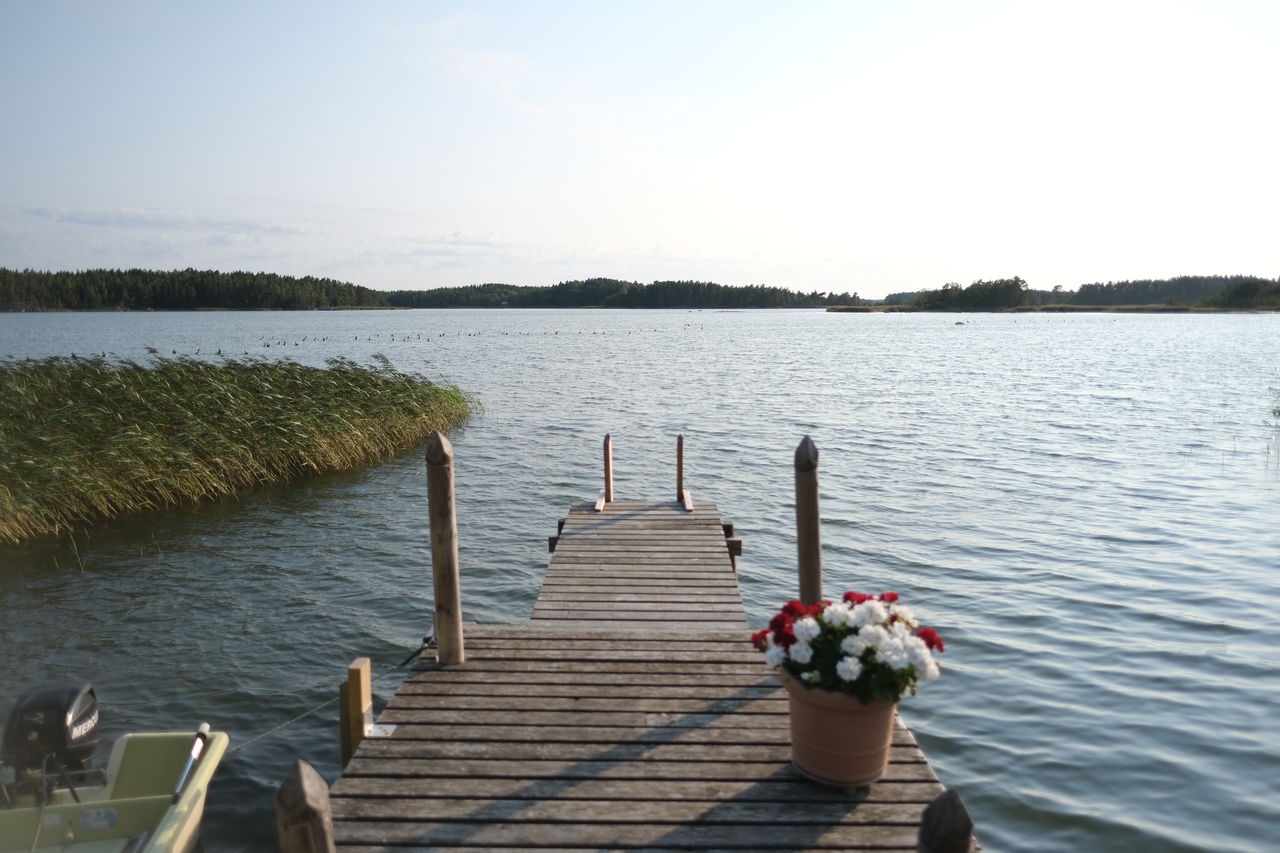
[2, 0, 1277, 298]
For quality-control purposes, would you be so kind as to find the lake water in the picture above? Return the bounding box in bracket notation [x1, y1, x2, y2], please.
[1, 309, 1277, 851]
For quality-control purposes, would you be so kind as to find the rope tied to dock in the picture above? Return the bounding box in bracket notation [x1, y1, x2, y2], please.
[227, 635, 433, 756]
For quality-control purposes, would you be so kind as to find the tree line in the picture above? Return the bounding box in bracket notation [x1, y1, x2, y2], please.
[2, 269, 863, 312]
[386, 278, 862, 308]
[898, 274, 1278, 310]
[1, 268, 390, 311]
[6, 267, 1272, 313]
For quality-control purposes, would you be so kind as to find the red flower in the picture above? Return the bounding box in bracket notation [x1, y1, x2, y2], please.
[879, 592, 899, 603]
[750, 629, 770, 651]
[781, 600, 808, 619]
[843, 591, 873, 604]
[769, 612, 793, 633]
[916, 627, 944, 652]
[773, 625, 797, 648]
[806, 603, 825, 617]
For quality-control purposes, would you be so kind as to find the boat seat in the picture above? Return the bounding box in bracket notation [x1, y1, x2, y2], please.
[104, 733, 190, 799]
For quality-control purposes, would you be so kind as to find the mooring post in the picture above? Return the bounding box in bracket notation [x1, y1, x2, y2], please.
[677, 434, 695, 511]
[427, 432, 465, 665]
[916, 788, 976, 852]
[676, 434, 684, 499]
[276, 759, 336, 853]
[795, 435, 822, 605]
[338, 657, 372, 768]
[603, 433, 614, 503]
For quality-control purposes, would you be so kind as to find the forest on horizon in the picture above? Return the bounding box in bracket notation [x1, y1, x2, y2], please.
[2, 268, 1276, 312]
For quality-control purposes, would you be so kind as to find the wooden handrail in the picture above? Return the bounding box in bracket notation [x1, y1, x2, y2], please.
[795, 435, 822, 605]
[427, 432, 465, 665]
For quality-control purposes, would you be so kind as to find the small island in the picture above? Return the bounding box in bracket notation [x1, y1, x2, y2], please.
[829, 275, 1280, 312]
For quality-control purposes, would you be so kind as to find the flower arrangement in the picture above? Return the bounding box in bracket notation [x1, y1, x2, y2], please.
[752, 591, 944, 704]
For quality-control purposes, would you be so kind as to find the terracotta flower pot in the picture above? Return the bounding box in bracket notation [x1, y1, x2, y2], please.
[783, 675, 896, 788]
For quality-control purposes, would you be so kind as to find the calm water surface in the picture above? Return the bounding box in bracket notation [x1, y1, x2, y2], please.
[1, 309, 1277, 851]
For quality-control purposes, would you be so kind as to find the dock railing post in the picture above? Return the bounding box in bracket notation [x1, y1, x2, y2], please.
[276, 759, 336, 853]
[676, 434, 694, 511]
[795, 435, 822, 605]
[603, 433, 614, 504]
[427, 432, 465, 666]
[676, 434, 684, 499]
[338, 657, 372, 768]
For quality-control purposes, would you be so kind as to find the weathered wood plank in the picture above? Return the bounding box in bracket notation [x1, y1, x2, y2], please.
[330, 776, 944, 803]
[370, 723, 796, 744]
[409, 659, 769, 675]
[330, 796, 930, 825]
[556, 532, 729, 540]
[534, 591, 744, 602]
[331, 819, 922, 849]
[338, 758, 939, 784]
[346, 738, 925, 764]
[530, 601, 746, 613]
[531, 609, 745, 622]
[403, 671, 780, 688]
[393, 676, 778, 692]
[375, 708, 791, 728]
[530, 619, 748, 631]
[458, 636, 754, 651]
[542, 570, 740, 580]
[385, 695, 785, 713]
[458, 624, 748, 640]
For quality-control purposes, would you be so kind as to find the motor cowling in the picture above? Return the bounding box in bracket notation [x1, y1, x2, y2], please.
[2, 683, 99, 774]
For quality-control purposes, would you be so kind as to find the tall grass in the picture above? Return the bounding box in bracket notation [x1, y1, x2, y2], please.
[0, 355, 475, 544]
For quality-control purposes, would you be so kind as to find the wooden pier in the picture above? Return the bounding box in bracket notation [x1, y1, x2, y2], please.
[281, 435, 974, 852]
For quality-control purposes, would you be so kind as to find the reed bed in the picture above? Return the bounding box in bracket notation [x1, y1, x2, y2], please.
[0, 355, 475, 544]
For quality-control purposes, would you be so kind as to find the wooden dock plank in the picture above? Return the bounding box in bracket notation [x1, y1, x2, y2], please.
[534, 500, 746, 627]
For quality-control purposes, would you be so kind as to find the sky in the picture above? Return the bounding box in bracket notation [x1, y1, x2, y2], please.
[1, 0, 1277, 299]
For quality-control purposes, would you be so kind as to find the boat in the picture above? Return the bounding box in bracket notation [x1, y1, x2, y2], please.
[0, 683, 227, 852]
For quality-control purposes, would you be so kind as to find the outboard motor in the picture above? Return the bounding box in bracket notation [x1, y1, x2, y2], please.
[2, 683, 100, 777]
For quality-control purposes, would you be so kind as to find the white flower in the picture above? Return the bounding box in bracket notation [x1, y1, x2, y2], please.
[792, 616, 821, 643]
[801, 670, 820, 683]
[876, 637, 912, 671]
[788, 641, 814, 664]
[888, 620, 913, 640]
[836, 655, 863, 681]
[903, 635, 931, 666]
[852, 624, 890, 654]
[822, 602, 853, 627]
[764, 645, 786, 668]
[917, 657, 941, 682]
[852, 600, 888, 627]
[890, 604, 918, 628]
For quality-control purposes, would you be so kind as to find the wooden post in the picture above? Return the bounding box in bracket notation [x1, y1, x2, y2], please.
[276, 759, 335, 853]
[676, 434, 684, 499]
[795, 435, 822, 605]
[916, 788, 975, 853]
[603, 433, 614, 503]
[676, 433, 694, 511]
[427, 432, 465, 666]
[339, 657, 371, 768]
